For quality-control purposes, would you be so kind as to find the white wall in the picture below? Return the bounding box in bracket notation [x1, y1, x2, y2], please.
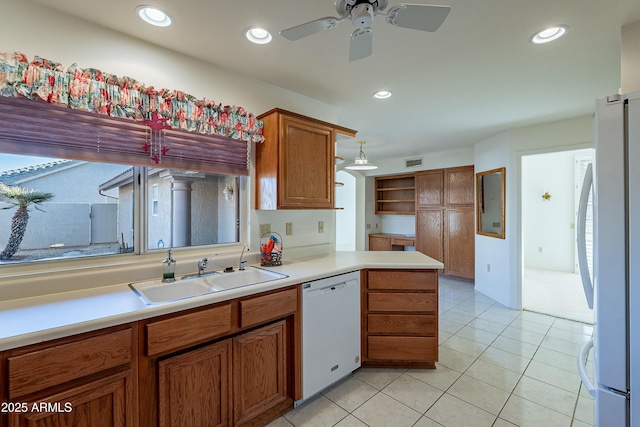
[622, 21, 640, 93]
[475, 115, 594, 308]
[474, 132, 511, 306]
[522, 151, 582, 272]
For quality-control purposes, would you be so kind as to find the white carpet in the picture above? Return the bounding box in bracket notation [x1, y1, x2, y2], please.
[523, 268, 594, 324]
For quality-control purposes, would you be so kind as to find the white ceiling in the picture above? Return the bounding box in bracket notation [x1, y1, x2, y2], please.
[28, 0, 640, 162]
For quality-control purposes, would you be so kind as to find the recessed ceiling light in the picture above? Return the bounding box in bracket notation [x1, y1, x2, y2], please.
[245, 27, 273, 44]
[373, 90, 392, 99]
[530, 25, 568, 44]
[136, 5, 172, 27]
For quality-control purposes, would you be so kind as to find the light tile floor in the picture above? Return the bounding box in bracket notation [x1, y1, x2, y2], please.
[268, 276, 595, 427]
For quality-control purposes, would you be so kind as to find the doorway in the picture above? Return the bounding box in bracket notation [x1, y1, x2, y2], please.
[335, 170, 357, 251]
[521, 148, 594, 324]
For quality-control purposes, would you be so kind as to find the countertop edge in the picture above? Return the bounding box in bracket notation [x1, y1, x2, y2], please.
[0, 251, 443, 351]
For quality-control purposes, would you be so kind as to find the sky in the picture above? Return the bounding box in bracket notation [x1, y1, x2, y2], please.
[0, 154, 61, 173]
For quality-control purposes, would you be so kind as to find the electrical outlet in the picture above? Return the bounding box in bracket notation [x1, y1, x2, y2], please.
[538, 247, 543, 253]
[487, 264, 491, 272]
[366, 223, 371, 229]
[286, 222, 293, 236]
[318, 221, 324, 233]
[259, 223, 271, 236]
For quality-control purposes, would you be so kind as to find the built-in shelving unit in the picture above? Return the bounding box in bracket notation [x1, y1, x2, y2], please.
[375, 174, 416, 215]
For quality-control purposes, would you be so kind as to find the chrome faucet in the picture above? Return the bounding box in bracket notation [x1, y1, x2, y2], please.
[197, 257, 208, 275]
[239, 244, 249, 271]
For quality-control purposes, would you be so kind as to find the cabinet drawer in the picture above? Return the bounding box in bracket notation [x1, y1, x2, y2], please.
[367, 270, 437, 291]
[367, 336, 437, 362]
[367, 314, 437, 335]
[8, 328, 132, 399]
[147, 303, 232, 356]
[368, 292, 437, 313]
[239, 286, 297, 328]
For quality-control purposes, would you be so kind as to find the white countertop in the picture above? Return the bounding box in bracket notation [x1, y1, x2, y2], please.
[0, 251, 442, 351]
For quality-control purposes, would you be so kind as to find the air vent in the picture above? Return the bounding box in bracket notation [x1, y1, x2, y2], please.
[405, 158, 423, 168]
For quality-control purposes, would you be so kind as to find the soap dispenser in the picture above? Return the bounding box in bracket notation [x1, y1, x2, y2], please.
[162, 249, 176, 283]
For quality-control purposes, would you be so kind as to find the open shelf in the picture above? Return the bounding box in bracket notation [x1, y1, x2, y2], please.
[375, 174, 416, 215]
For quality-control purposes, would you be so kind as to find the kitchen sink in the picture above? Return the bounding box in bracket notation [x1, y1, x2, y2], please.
[197, 267, 288, 291]
[129, 279, 215, 305]
[130, 266, 288, 304]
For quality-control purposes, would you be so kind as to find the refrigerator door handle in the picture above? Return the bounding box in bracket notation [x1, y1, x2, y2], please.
[577, 338, 596, 397]
[577, 162, 594, 309]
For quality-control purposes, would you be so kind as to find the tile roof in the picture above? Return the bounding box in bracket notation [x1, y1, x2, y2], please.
[0, 160, 75, 184]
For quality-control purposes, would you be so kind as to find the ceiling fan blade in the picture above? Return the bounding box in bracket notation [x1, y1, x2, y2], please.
[386, 4, 450, 32]
[280, 17, 341, 41]
[349, 28, 373, 61]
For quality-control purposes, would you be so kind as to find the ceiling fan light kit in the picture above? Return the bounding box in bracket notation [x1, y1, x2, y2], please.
[280, 0, 451, 61]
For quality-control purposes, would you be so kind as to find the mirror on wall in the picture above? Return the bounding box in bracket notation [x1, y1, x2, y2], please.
[476, 167, 506, 239]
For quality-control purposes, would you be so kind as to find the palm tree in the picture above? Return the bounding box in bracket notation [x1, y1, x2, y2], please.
[0, 183, 54, 260]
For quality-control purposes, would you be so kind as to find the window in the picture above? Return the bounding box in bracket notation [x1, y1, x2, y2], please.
[0, 153, 240, 263]
[0, 95, 248, 265]
[151, 184, 159, 216]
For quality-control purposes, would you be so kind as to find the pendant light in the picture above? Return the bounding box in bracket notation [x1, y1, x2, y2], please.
[345, 141, 378, 170]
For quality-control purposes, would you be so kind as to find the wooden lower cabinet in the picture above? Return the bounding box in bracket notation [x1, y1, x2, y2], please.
[139, 286, 299, 427]
[152, 320, 291, 427]
[361, 269, 438, 368]
[1, 325, 137, 427]
[158, 340, 232, 427]
[444, 208, 475, 278]
[8, 371, 134, 427]
[233, 321, 290, 427]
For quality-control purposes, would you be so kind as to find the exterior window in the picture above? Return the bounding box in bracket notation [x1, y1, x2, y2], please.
[0, 153, 240, 263]
[151, 184, 159, 216]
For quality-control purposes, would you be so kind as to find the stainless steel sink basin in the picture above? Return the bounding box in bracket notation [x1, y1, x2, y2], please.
[130, 267, 288, 304]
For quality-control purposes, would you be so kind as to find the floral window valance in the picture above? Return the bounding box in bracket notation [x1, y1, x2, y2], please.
[0, 51, 264, 144]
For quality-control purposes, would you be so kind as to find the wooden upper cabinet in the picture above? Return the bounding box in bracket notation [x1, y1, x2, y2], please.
[415, 170, 443, 207]
[444, 166, 475, 207]
[255, 108, 356, 210]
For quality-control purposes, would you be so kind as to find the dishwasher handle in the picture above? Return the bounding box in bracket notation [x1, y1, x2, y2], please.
[305, 282, 347, 299]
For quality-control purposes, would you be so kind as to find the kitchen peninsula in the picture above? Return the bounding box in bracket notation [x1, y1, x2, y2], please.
[0, 250, 442, 427]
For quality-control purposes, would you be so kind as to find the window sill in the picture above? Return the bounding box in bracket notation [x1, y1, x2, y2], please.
[0, 244, 255, 301]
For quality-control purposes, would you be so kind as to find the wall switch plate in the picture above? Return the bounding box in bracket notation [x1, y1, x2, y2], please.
[318, 221, 324, 233]
[487, 264, 491, 272]
[260, 224, 271, 236]
[286, 223, 293, 236]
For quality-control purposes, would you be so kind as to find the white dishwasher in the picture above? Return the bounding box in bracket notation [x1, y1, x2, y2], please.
[297, 270, 361, 405]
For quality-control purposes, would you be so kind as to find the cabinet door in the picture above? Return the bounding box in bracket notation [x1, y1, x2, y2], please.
[8, 371, 134, 427]
[369, 235, 392, 251]
[444, 208, 475, 278]
[415, 170, 443, 207]
[416, 209, 443, 262]
[233, 320, 288, 427]
[279, 116, 334, 209]
[444, 166, 474, 207]
[158, 340, 232, 427]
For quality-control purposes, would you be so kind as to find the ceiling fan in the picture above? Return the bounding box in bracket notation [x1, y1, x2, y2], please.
[280, 0, 451, 61]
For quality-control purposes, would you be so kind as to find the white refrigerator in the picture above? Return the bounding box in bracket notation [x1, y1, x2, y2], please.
[577, 90, 640, 426]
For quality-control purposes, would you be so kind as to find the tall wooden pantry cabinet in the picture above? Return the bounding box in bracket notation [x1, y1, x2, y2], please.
[415, 166, 475, 279]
